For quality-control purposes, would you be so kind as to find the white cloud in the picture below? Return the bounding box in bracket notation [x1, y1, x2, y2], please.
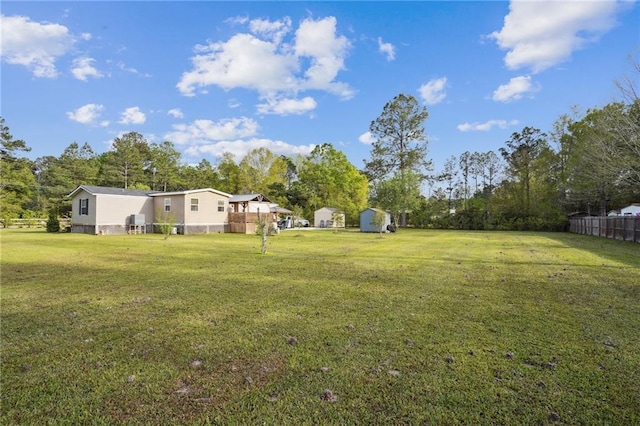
[165, 117, 259, 145]
[249, 17, 292, 44]
[185, 138, 315, 162]
[418, 77, 448, 105]
[67, 103, 105, 125]
[457, 119, 519, 132]
[118, 62, 151, 77]
[167, 108, 184, 119]
[358, 131, 375, 145]
[0, 15, 77, 78]
[226, 16, 249, 26]
[377, 37, 395, 61]
[490, 0, 629, 73]
[177, 16, 353, 102]
[492, 75, 538, 103]
[177, 33, 299, 96]
[71, 57, 103, 81]
[119, 106, 146, 125]
[257, 96, 317, 115]
[295, 17, 353, 97]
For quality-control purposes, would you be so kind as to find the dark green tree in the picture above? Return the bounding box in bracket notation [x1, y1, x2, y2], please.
[217, 152, 241, 194]
[499, 127, 547, 218]
[364, 94, 430, 226]
[299, 143, 368, 225]
[110, 131, 150, 188]
[0, 117, 36, 221]
[149, 141, 181, 191]
[46, 207, 60, 233]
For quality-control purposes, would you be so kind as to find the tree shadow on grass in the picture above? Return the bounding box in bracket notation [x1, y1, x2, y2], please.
[543, 232, 640, 269]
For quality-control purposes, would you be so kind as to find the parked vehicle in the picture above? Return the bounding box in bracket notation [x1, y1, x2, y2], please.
[278, 216, 310, 229]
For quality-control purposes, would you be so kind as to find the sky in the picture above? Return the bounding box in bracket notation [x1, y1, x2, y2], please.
[1, 0, 638, 178]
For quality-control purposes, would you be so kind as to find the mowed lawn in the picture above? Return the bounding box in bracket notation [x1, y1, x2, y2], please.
[1, 228, 639, 425]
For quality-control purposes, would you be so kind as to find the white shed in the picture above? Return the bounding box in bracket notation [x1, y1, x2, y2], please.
[314, 207, 345, 228]
[359, 208, 391, 233]
[620, 203, 640, 216]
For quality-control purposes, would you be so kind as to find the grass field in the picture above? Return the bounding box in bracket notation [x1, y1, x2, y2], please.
[1, 228, 639, 425]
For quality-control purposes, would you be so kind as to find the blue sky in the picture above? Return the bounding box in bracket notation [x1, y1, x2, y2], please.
[1, 1, 638, 176]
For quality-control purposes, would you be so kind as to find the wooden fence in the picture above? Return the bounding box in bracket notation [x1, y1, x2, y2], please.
[568, 216, 640, 243]
[0, 218, 71, 229]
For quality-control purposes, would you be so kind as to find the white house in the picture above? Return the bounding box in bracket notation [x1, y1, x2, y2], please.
[68, 186, 156, 235]
[620, 203, 640, 216]
[314, 207, 345, 228]
[359, 208, 391, 233]
[68, 185, 286, 235]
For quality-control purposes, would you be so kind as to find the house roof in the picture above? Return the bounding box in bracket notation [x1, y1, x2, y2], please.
[229, 193, 272, 203]
[148, 188, 231, 198]
[67, 185, 232, 199]
[67, 185, 157, 198]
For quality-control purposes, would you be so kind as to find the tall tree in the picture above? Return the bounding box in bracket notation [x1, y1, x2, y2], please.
[565, 103, 639, 214]
[483, 151, 501, 195]
[34, 155, 67, 211]
[440, 155, 458, 211]
[469, 151, 484, 196]
[238, 147, 288, 195]
[499, 127, 547, 217]
[149, 141, 181, 191]
[110, 131, 150, 188]
[178, 159, 219, 190]
[458, 151, 471, 209]
[217, 152, 241, 194]
[0, 118, 36, 220]
[299, 143, 368, 225]
[59, 142, 99, 188]
[364, 93, 430, 226]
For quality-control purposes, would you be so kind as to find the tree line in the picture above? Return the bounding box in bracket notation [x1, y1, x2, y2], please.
[1, 69, 638, 230]
[0, 121, 368, 226]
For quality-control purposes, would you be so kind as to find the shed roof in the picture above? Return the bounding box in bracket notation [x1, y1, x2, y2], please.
[316, 207, 344, 213]
[361, 207, 388, 214]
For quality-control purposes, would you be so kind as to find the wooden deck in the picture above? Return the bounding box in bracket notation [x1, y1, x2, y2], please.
[228, 212, 275, 234]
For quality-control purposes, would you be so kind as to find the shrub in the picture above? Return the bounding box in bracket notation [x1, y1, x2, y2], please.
[46, 208, 60, 233]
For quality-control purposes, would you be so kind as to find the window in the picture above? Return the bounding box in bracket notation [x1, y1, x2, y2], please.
[79, 198, 89, 215]
[164, 198, 171, 212]
[191, 198, 199, 212]
[218, 200, 225, 212]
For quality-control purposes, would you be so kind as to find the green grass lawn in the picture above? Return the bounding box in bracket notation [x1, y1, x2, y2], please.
[1, 228, 639, 425]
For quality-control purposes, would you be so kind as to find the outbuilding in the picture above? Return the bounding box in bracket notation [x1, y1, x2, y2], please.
[620, 203, 640, 216]
[359, 208, 391, 233]
[314, 207, 345, 228]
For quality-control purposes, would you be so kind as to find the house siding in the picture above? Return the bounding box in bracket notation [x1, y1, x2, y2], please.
[152, 191, 230, 234]
[70, 190, 153, 234]
[96, 194, 154, 233]
[183, 192, 229, 226]
[71, 190, 97, 233]
[154, 195, 186, 224]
